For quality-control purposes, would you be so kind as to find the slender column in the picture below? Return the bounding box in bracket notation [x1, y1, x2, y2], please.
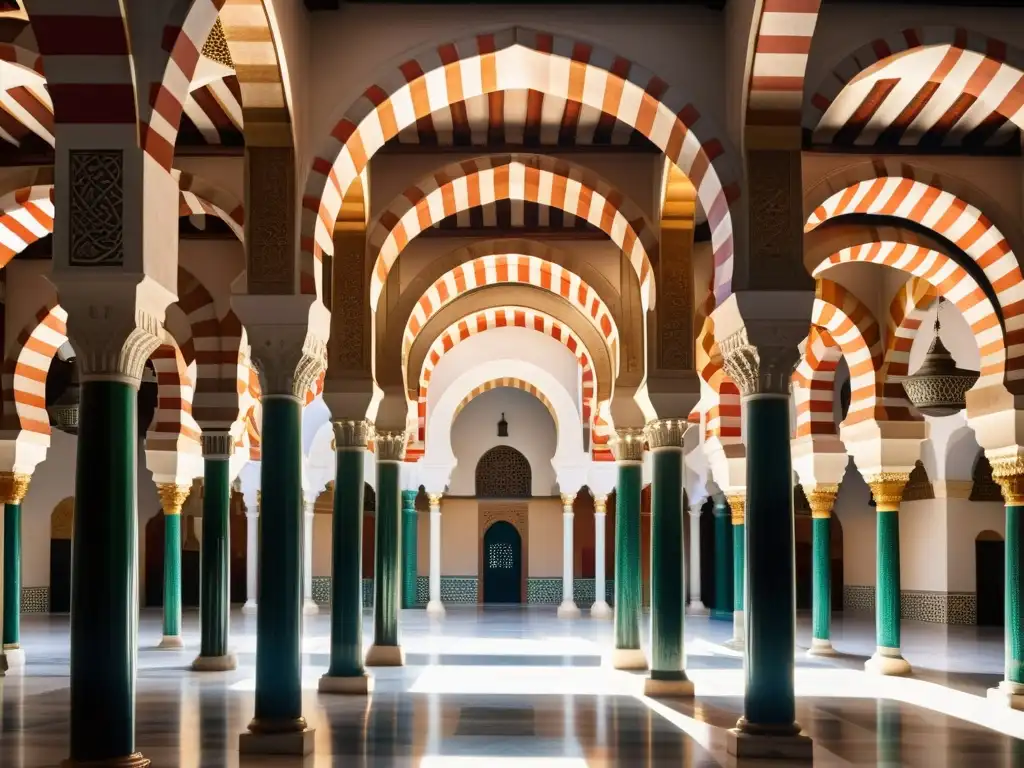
[644, 419, 693, 696]
[865, 475, 911, 676]
[320, 420, 372, 694]
[726, 494, 745, 650]
[156, 484, 190, 649]
[806, 485, 839, 657]
[426, 494, 445, 617]
[401, 490, 418, 609]
[242, 499, 258, 614]
[591, 495, 611, 619]
[687, 503, 705, 612]
[302, 499, 318, 615]
[2, 479, 29, 672]
[711, 500, 733, 620]
[990, 461, 1024, 707]
[557, 492, 581, 619]
[366, 431, 405, 666]
[610, 428, 647, 670]
[193, 435, 236, 671]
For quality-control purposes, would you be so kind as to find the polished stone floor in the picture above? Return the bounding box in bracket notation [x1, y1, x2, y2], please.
[1, 606, 1023, 766]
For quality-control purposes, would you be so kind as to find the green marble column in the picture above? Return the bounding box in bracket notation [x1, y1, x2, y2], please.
[864, 476, 911, 675]
[320, 419, 371, 693]
[401, 489, 418, 609]
[194, 435, 235, 670]
[711, 500, 733, 621]
[807, 486, 839, 656]
[156, 484, 190, 649]
[610, 428, 646, 670]
[645, 420, 692, 695]
[366, 431, 405, 667]
[991, 467, 1024, 696]
[247, 395, 307, 736]
[67, 379, 144, 765]
[3, 500, 21, 652]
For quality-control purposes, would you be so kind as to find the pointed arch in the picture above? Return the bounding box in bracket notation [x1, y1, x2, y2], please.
[453, 377, 559, 432]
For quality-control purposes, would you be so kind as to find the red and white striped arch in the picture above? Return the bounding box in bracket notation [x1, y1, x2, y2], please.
[303, 26, 740, 305]
[884, 277, 937, 384]
[805, 28, 1024, 149]
[176, 171, 245, 241]
[792, 326, 841, 438]
[695, 284, 741, 443]
[452, 377, 558, 429]
[417, 306, 597, 446]
[147, 340, 202, 454]
[813, 242, 1004, 388]
[0, 300, 65, 440]
[403, 252, 619, 365]
[369, 155, 659, 311]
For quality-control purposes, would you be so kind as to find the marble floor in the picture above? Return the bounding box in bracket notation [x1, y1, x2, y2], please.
[1, 606, 1022, 766]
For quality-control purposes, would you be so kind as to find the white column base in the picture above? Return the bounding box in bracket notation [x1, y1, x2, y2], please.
[608, 647, 649, 670]
[557, 601, 581, 619]
[643, 676, 695, 698]
[723, 609, 744, 650]
[988, 681, 1024, 709]
[726, 728, 813, 761]
[242, 600, 258, 615]
[687, 600, 707, 614]
[365, 644, 405, 667]
[2, 648, 24, 670]
[865, 649, 911, 676]
[157, 635, 185, 650]
[806, 638, 837, 657]
[590, 600, 612, 619]
[426, 600, 446, 618]
[319, 673, 373, 695]
[191, 653, 238, 672]
[239, 728, 315, 756]
[303, 599, 319, 615]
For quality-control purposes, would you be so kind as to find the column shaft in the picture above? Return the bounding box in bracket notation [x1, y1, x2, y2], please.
[198, 455, 231, 662]
[326, 445, 366, 678]
[614, 462, 644, 662]
[593, 503, 608, 610]
[250, 396, 305, 732]
[712, 502, 733, 620]
[687, 507, 703, 609]
[303, 505, 316, 613]
[69, 380, 140, 762]
[162, 512, 182, 640]
[401, 490, 418, 609]
[244, 511, 258, 611]
[371, 460, 401, 651]
[3, 502, 20, 649]
[1008, 504, 1023, 684]
[876, 510, 901, 650]
[812, 516, 831, 643]
[427, 496, 444, 616]
[732, 522, 744, 613]
[649, 448, 687, 681]
[558, 494, 579, 618]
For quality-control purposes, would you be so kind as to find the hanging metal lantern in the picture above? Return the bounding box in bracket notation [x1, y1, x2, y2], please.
[48, 365, 80, 435]
[897, 297, 978, 417]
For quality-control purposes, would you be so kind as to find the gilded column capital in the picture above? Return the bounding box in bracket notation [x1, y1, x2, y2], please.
[610, 427, 646, 462]
[806, 484, 839, 519]
[374, 431, 407, 462]
[593, 495, 608, 514]
[865, 473, 909, 512]
[644, 418, 687, 450]
[428, 493, 443, 508]
[157, 482, 191, 516]
[333, 419, 372, 450]
[726, 493, 745, 525]
[989, 457, 1024, 505]
[201, 432, 234, 459]
[561, 493, 577, 508]
[0, 472, 31, 505]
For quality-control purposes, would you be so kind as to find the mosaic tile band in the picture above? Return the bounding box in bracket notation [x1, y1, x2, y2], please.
[842, 585, 977, 625]
[309, 577, 616, 606]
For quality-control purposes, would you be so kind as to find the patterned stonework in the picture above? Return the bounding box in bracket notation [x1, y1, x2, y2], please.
[202, 18, 233, 68]
[69, 150, 125, 266]
[843, 585, 977, 624]
[21, 586, 48, 613]
[247, 147, 295, 294]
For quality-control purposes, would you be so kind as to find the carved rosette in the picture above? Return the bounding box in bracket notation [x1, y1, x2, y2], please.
[989, 457, 1024, 505]
[727, 493, 745, 525]
[865, 473, 910, 512]
[645, 418, 687, 450]
[157, 482, 191, 516]
[250, 327, 328, 399]
[333, 419, 372, 450]
[718, 323, 805, 397]
[594, 495, 608, 514]
[560, 492, 577, 509]
[201, 432, 234, 459]
[374, 431, 407, 462]
[806, 484, 839, 519]
[0, 472, 31, 505]
[428, 493, 443, 509]
[610, 427, 646, 463]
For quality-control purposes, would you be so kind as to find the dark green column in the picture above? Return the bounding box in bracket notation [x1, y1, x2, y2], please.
[193, 435, 235, 670]
[807, 486, 838, 656]
[728, 496, 745, 648]
[245, 395, 307, 737]
[67, 379, 144, 765]
[864, 477, 910, 675]
[320, 420, 371, 693]
[711, 500, 733, 621]
[3, 500, 21, 653]
[645, 421, 692, 695]
[156, 484, 189, 649]
[401, 489, 418, 609]
[611, 429, 646, 670]
[990, 469, 1024, 699]
[366, 431, 404, 666]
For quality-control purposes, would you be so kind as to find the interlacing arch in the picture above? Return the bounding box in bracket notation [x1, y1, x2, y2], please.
[369, 154, 659, 311]
[147, 341, 202, 453]
[884, 276, 937, 388]
[0, 300, 65, 439]
[695, 282, 740, 442]
[403, 252, 619, 366]
[452, 377, 559, 431]
[792, 326, 842, 438]
[302, 25, 740, 305]
[176, 171, 245, 241]
[417, 306, 598, 448]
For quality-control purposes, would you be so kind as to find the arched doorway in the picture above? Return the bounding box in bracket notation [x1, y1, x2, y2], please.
[483, 521, 522, 604]
[49, 497, 74, 613]
[144, 514, 165, 607]
[229, 489, 247, 604]
[976, 530, 1004, 627]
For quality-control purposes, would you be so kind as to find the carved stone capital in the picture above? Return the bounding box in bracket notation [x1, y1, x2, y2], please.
[610, 428, 646, 463]
[593, 495, 608, 514]
[157, 482, 191, 516]
[249, 326, 327, 400]
[428, 493, 443, 509]
[0, 472, 31, 504]
[865, 473, 910, 512]
[201, 432, 234, 459]
[374, 431, 407, 462]
[727, 493, 745, 525]
[990, 457, 1024, 505]
[719, 323, 806, 397]
[645, 418, 688, 450]
[333, 419, 372, 450]
[561, 492, 577, 508]
[806, 484, 839, 519]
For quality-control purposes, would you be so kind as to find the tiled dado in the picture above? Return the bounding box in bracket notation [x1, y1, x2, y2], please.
[842, 586, 977, 625]
[20, 586, 48, 613]
[526, 578, 615, 605]
[310, 577, 615, 606]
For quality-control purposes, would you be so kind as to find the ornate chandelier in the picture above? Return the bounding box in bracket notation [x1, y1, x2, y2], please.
[898, 297, 978, 417]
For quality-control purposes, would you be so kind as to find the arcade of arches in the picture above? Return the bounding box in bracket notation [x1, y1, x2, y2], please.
[1, 1, 1024, 766]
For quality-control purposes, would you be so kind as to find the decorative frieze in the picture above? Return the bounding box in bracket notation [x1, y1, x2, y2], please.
[69, 150, 124, 267]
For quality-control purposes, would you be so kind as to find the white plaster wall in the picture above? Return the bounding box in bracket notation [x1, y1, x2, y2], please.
[439, 498, 479, 576]
[5, 260, 57, 356]
[528, 498, 563, 578]
[833, 458, 875, 587]
[946, 499, 1005, 593]
[899, 500, 948, 592]
[448, 387, 558, 497]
